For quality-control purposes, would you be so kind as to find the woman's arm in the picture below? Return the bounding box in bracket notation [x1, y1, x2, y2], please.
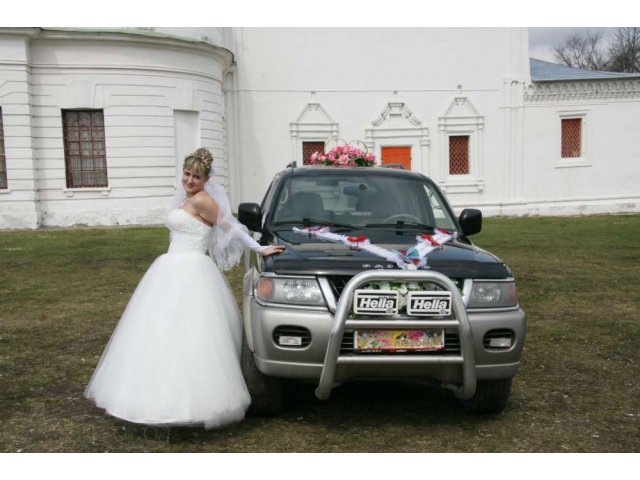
[192, 191, 284, 257]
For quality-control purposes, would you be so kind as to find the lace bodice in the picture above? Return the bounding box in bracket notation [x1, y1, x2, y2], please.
[166, 209, 212, 254]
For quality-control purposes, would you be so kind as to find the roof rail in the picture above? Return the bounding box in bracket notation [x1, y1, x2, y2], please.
[286, 161, 298, 169]
[379, 163, 405, 170]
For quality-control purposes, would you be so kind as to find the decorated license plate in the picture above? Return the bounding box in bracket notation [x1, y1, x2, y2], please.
[406, 291, 452, 316]
[354, 329, 445, 351]
[353, 290, 399, 315]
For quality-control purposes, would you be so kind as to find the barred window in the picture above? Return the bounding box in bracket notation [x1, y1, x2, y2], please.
[0, 107, 7, 189]
[62, 110, 108, 188]
[561, 118, 582, 158]
[302, 141, 325, 165]
[449, 135, 469, 175]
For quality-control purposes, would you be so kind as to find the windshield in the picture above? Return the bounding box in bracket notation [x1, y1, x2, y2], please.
[271, 172, 457, 231]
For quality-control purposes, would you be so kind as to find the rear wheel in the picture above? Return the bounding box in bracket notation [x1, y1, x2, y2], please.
[240, 335, 284, 416]
[461, 379, 513, 414]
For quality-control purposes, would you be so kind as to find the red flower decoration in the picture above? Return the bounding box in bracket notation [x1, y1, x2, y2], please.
[347, 235, 368, 244]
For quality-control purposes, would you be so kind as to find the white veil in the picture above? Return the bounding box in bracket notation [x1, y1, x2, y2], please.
[170, 179, 265, 271]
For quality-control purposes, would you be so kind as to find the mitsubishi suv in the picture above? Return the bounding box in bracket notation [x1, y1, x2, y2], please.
[238, 165, 526, 414]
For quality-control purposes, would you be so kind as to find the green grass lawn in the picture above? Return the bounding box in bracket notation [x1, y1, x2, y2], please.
[0, 215, 638, 452]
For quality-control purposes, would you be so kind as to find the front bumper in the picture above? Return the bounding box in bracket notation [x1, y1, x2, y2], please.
[245, 270, 526, 399]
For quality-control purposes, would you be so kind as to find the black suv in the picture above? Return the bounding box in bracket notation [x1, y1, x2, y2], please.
[238, 165, 526, 414]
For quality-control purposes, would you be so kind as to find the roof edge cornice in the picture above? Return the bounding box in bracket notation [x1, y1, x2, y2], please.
[525, 78, 640, 102]
[0, 27, 234, 69]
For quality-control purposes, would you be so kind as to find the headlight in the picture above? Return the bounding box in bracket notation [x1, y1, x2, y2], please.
[256, 275, 325, 306]
[468, 281, 518, 309]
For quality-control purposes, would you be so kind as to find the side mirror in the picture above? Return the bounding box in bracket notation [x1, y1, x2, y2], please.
[459, 208, 482, 236]
[238, 203, 262, 232]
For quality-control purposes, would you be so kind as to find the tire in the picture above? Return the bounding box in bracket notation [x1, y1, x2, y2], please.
[240, 335, 284, 416]
[461, 378, 513, 414]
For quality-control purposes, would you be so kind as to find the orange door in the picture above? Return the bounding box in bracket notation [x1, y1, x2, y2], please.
[381, 146, 411, 170]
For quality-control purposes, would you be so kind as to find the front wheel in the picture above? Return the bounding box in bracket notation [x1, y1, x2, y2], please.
[461, 379, 513, 414]
[240, 335, 284, 416]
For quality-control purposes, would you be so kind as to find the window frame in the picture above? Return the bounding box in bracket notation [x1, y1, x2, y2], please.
[290, 102, 338, 166]
[557, 111, 591, 168]
[438, 97, 485, 194]
[62, 109, 109, 189]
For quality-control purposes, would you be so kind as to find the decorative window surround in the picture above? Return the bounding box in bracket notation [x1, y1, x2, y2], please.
[365, 99, 429, 172]
[290, 102, 338, 165]
[438, 97, 485, 194]
[557, 110, 591, 168]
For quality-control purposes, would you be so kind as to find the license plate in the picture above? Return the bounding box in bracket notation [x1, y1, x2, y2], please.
[354, 329, 445, 351]
[353, 290, 399, 315]
[406, 291, 452, 316]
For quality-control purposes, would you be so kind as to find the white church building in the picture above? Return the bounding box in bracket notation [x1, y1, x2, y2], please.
[0, 27, 639, 229]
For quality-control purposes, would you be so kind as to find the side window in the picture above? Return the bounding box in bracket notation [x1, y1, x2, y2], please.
[261, 174, 285, 226]
[424, 186, 455, 230]
[62, 109, 108, 188]
[0, 107, 7, 189]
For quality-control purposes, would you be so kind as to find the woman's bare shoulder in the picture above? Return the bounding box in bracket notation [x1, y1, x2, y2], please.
[190, 190, 220, 218]
[191, 190, 217, 207]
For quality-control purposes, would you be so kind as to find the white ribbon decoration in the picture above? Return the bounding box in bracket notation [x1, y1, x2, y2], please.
[292, 226, 456, 270]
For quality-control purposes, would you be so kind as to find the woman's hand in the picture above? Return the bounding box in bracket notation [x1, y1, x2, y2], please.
[259, 245, 286, 257]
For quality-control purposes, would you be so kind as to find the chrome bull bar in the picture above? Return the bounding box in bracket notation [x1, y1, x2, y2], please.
[315, 270, 477, 400]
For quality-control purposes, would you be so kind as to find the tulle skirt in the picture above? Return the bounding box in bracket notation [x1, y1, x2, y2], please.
[85, 252, 251, 429]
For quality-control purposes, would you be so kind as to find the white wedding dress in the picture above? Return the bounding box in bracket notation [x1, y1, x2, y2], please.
[84, 208, 251, 429]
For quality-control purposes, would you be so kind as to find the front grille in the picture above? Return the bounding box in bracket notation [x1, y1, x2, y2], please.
[340, 331, 461, 355]
[327, 276, 465, 356]
[326, 275, 352, 299]
[325, 275, 462, 301]
[273, 325, 312, 348]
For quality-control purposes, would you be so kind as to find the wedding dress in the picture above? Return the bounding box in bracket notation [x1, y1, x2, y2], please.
[84, 208, 253, 429]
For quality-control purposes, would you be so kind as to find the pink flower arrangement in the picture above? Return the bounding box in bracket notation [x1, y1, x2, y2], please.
[309, 144, 376, 167]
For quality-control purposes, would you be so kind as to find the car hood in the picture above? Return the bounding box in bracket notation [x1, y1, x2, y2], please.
[264, 230, 511, 279]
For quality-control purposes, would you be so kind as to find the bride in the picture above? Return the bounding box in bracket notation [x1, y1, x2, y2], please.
[84, 148, 284, 429]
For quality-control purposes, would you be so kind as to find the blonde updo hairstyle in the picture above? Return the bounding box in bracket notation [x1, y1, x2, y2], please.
[183, 147, 214, 177]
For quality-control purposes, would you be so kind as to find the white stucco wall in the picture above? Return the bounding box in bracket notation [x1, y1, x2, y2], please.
[1, 27, 638, 229]
[225, 27, 531, 214]
[521, 80, 640, 215]
[0, 28, 233, 228]
[0, 31, 39, 228]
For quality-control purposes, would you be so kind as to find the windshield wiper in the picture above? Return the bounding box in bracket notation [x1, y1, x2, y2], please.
[364, 221, 436, 231]
[272, 219, 358, 231]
